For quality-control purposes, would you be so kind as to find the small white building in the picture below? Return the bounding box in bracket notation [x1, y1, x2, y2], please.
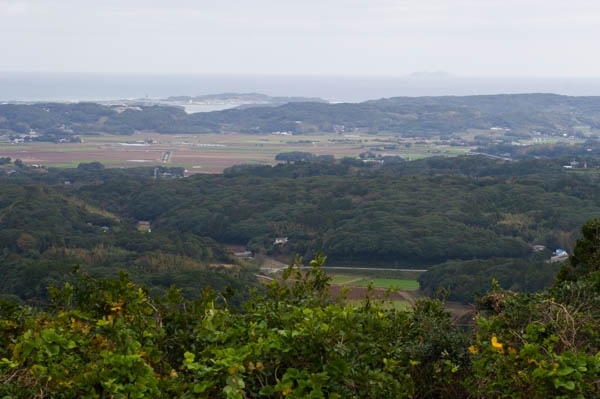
[549, 249, 568, 263]
[274, 237, 288, 245]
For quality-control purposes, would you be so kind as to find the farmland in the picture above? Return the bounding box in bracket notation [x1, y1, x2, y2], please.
[3, 93, 599, 173]
[328, 270, 422, 290]
[321, 269, 422, 309]
[325, 271, 471, 316]
[256, 257, 423, 307]
[0, 132, 474, 174]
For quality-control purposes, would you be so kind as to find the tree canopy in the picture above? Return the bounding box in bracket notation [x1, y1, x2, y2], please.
[1, 155, 599, 303]
[1, 219, 600, 397]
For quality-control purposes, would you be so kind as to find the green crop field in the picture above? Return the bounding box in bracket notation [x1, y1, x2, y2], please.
[357, 278, 420, 291]
[328, 272, 420, 291]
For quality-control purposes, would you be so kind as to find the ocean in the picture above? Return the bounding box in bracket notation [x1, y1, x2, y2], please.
[2, 72, 600, 104]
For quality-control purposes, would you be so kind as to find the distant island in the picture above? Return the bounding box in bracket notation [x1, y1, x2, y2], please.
[103, 93, 329, 113]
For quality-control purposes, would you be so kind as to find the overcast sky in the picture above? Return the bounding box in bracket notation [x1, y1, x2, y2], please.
[2, 0, 600, 77]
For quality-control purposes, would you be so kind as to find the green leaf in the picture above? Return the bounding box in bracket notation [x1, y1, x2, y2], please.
[192, 380, 212, 393]
[259, 386, 275, 395]
[46, 344, 60, 357]
[96, 318, 110, 327]
[40, 329, 59, 343]
[556, 366, 575, 377]
[561, 380, 576, 390]
[183, 351, 195, 363]
[531, 367, 547, 378]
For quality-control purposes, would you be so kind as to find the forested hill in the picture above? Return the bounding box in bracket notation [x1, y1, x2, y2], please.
[2, 93, 600, 138]
[3, 155, 598, 303]
[0, 169, 258, 305]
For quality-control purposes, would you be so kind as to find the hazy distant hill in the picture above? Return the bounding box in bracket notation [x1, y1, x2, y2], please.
[2, 93, 600, 138]
[164, 92, 327, 109]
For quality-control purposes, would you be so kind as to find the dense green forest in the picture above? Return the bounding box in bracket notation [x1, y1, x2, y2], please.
[1, 220, 600, 398]
[0, 155, 599, 303]
[73, 156, 600, 303]
[3, 93, 600, 138]
[0, 166, 258, 305]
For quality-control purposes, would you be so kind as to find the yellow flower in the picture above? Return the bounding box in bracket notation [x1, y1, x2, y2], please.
[507, 347, 517, 355]
[282, 387, 293, 396]
[491, 335, 503, 352]
[468, 345, 479, 354]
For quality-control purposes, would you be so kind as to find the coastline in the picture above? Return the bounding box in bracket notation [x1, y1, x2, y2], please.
[3, 73, 600, 104]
